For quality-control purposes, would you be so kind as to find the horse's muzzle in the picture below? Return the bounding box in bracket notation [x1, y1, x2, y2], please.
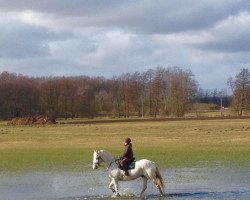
[93, 164, 98, 169]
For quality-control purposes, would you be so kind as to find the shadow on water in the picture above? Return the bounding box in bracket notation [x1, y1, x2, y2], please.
[58, 190, 250, 200]
[168, 190, 250, 199]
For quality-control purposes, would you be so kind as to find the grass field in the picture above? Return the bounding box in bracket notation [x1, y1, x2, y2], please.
[0, 118, 250, 172]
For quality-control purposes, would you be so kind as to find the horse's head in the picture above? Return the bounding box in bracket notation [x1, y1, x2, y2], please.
[93, 150, 114, 170]
[93, 150, 102, 169]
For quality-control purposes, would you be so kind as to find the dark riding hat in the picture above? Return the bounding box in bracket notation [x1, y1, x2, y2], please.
[125, 138, 131, 144]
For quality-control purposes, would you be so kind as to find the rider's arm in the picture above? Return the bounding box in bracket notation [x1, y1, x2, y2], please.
[120, 145, 129, 159]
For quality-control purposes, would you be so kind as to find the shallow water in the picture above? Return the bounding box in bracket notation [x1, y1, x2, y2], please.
[0, 168, 249, 200]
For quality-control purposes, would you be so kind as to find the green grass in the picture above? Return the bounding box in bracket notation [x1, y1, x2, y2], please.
[0, 118, 250, 172]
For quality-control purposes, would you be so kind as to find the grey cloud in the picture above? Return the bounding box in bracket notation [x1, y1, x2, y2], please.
[103, 0, 249, 34]
[0, 18, 72, 59]
[0, 0, 128, 16]
[196, 34, 250, 53]
[0, 27, 48, 58]
[0, 0, 250, 90]
[1, 0, 249, 34]
[192, 12, 250, 53]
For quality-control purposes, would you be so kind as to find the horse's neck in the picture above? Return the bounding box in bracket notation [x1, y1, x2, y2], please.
[99, 151, 114, 165]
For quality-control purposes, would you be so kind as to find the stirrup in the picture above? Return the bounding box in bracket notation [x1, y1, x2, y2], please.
[124, 171, 129, 176]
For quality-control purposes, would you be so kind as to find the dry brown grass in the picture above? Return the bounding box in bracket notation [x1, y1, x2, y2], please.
[0, 118, 249, 171]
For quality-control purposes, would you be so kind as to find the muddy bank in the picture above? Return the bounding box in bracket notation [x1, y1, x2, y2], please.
[60, 116, 250, 125]
[0, 168, 249, 200]
[8, 116, 57, 125]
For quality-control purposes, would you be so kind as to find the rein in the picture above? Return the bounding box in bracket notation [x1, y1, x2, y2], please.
[115, 158, 120, 165]
[105, 158, 118, 171]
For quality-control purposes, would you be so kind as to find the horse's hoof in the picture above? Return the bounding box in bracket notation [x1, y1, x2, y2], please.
[112, 193, 120, 198]
[159, 194, 165, 198]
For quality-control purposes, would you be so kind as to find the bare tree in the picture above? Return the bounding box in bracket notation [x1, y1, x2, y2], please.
[228, 68, 250, 115]
[58, 78, 78, 119]
[0, 72, 40, 119]
[168, 67, 197, 116]
[40, 79, 60, 119]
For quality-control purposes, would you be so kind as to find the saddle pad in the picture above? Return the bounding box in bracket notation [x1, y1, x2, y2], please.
[128, 161, 136, 169]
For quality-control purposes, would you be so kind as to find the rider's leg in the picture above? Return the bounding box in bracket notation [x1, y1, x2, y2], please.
[120, 158, 129, 176]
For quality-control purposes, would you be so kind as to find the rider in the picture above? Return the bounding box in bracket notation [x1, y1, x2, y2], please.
[119, 137, 134, 176]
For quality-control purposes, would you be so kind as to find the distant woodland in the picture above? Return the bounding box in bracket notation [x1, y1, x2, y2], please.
[0, 67, 249, 119]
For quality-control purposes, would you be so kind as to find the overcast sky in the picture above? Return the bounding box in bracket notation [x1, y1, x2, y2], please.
[0, 0, 249, 91]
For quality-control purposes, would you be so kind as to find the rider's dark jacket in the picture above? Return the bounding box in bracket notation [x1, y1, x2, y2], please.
[121, 143, 133, 160]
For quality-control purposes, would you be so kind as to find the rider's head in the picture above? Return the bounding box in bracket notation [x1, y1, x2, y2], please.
[125, 137, 131, 145]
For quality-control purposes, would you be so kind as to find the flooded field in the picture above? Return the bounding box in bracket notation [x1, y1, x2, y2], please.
[0, 167, 249, 200]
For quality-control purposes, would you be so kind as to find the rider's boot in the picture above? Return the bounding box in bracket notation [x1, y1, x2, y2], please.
[124, 169, 129, 176]
[124, 166, 129, 176]
[118, 163, 122, 170]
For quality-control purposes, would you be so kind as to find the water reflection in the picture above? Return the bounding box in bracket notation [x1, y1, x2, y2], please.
[0, 168, 249, 200]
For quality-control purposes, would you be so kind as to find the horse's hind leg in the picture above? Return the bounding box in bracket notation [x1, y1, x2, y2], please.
[140, 177, 148, 198]
[151, 177, 164, 195]
[145, 168, 164, 196]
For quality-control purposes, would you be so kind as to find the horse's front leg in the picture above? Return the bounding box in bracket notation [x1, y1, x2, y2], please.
[112, 179, 120, 197]
[108, 179, 116, 194]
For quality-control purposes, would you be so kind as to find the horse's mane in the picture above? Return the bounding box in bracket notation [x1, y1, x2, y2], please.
[98, 150, 113, 158]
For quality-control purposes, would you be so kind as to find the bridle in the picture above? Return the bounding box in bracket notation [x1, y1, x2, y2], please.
[93, 152, 119, 171]
[93, 153, 101, 169]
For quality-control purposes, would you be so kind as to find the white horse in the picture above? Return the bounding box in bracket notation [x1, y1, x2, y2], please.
[92, 150, 165, 198]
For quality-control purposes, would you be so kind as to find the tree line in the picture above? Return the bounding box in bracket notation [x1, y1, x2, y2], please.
[0, 67, 249, 119]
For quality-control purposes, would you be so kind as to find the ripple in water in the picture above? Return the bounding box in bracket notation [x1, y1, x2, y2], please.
[0, 168, 249, 200]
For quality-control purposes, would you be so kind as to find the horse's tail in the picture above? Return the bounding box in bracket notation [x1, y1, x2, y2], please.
[155, 167, 165, 196]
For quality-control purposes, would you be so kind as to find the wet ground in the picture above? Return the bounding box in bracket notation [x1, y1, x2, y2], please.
[0, 167, 249, 200]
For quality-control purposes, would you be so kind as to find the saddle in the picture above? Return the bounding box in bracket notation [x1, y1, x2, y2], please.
[127, 161, 136, 169]
[118, 158, 136, 170]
